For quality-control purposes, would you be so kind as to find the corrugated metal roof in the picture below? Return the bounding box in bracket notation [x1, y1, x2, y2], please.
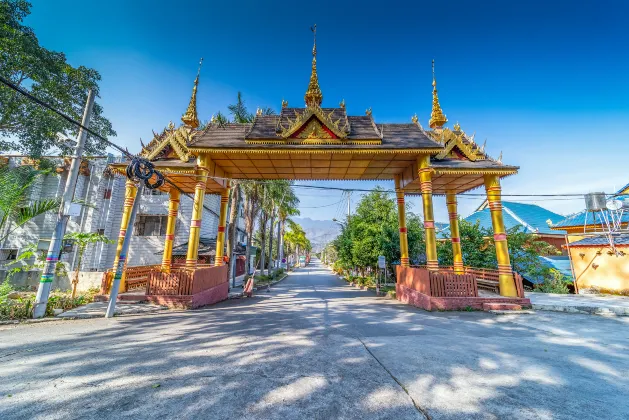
[568, 234, 629, 247]
[551, 210, 629, 229]
[439, 201, 565, 238]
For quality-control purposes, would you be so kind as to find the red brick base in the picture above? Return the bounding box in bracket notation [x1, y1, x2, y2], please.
[118, 281, 229, 310]
[396, 284, 531, 311]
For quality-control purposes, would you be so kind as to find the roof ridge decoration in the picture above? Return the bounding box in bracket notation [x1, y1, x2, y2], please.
[429, 60, 448, 129]
[181, 58, 203, 128]
[276, 105, 350, 139]
[433, 125, 484, 161]
[304, 25, 323, 107]
[141, 122, 194, 163]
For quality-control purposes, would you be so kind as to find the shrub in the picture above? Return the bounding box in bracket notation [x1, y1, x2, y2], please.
[534, 269, 570, 294]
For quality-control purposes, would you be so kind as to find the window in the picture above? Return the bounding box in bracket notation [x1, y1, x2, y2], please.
[134, 215, 168, 236]
[143, 189, 166, 196]
[0, 249, 18, 262]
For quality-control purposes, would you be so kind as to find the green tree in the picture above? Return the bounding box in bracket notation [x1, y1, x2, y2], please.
[0, 164, 59, 241]
[437, 220, 560, 276]
[332, 188, 424, 275]
[63, 232, 113, 297]
[0, 1, 115, 156]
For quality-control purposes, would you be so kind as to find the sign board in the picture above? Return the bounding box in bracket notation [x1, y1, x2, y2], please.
[378, 255, 386, 269]
[63, 202, 81, 217]
[299, 256, 306, 262]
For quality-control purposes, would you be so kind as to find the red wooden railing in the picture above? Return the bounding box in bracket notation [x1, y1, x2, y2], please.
[146, 269, 194, 296]
[100, 264, 161, 294]
[429, 271, 478, 297]
[406, 265, 525, 299]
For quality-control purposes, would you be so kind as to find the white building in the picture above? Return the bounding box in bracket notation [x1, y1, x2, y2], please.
[0, 156, 246, 274]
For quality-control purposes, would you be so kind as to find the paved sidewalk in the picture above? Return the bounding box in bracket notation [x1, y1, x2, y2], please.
[56, 302, 168, 319]
[527, 292, 629, 316]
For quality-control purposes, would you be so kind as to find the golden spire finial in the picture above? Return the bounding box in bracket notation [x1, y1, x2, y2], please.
[411, 114, 418, 124]
[182, 58, 203, 128]
[429, 59, 447, 129]
[304, 25, 323, 107]
[281, 99, 288, 108]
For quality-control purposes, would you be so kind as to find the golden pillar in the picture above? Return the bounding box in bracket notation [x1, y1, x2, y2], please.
[112, 180, 138, 292]
[214, 181, 231, 266]
[161, 188, 181, 272]
[394, 175, 410, 267]
[484, 174, 518, 297]
[446, 191, 464, 274]
[418, 155, 438, 271]
[185, 154, 210, 270]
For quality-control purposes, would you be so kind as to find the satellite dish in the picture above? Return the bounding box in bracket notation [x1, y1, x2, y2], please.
[606, 199, 622, 211]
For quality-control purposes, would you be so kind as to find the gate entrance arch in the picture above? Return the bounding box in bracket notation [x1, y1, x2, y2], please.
[107, 34, 524, 309]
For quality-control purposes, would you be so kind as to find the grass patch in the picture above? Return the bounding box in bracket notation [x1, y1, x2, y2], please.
[0, 281, 100, 321]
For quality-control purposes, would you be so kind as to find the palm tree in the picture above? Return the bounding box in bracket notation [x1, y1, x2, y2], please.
[241, 180, 261, 276]
[0, 165, 60, 243]
[276, 186, 300, 269]
[63, 232, 113, 298]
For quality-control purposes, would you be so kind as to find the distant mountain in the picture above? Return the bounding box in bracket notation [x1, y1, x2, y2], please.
[291, 217, 341, 252]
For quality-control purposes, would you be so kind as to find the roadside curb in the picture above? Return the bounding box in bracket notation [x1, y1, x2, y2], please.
[229, 272, 290, 299]
[532, 304, 629, 316]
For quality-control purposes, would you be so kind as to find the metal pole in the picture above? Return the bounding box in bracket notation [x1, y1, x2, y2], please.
[33, 89, 95, 318]
[106, 184, 143, 318]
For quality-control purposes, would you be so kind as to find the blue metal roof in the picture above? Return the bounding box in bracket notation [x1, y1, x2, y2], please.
[524, 256, 574, 284]
[551, 210, 629, 229]
[568, 234, 629, 247]
[440, 201, 566, 238]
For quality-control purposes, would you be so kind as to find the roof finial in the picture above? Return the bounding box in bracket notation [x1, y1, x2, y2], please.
[429, 59, 447, 129]
[182, 58, 203, 128]
[304, 25, 323, 107]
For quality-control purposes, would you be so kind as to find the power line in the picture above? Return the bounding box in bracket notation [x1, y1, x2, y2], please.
[299, 198, 346, 209]
[1, 75, 613, 201]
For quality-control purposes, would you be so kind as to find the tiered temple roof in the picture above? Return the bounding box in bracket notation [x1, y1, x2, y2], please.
[115, 30, 518, 195]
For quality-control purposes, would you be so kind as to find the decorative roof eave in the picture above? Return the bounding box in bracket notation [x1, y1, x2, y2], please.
[109, 162, 197, 176]
[431, 127, 484, 161]
[276, 105, 350, 139]
[141, 124, 196, 163]
[244, 139, 381, 145]
[432, 168, 519, 176]
[190, 147, 443, 154]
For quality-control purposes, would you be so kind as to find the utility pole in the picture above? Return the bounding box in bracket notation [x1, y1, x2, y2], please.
[33, 89, 95, 318]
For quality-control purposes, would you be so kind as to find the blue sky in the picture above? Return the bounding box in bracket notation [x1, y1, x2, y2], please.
[25, 0, 629, 222]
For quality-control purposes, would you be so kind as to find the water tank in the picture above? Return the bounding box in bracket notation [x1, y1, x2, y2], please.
[585, 193, 607, 211]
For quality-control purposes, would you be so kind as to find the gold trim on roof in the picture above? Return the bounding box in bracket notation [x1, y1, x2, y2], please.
[431, 127, 483, 161]
[181, 58, 203, 128]
[141, 124, 195, 163]
[429, 60, 448, 129]
[304, 24, 323, 107]
[191, 147, 442, 154]
[244, 139, 381, 145]
[276, 104, 350, 139]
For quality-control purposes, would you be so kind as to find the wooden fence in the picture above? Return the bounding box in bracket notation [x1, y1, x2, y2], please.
[100, 264, 161, 294]
[408, 265, 525, 299]
[146, 269, 194, 296]
[428, 271, 477, 297]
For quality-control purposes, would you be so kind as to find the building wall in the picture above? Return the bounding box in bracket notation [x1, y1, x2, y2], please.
[569, 245, 629, 292]
[1, 156, 246, 282]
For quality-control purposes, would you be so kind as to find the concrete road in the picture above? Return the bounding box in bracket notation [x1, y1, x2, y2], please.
[1, 260, 628, 420]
